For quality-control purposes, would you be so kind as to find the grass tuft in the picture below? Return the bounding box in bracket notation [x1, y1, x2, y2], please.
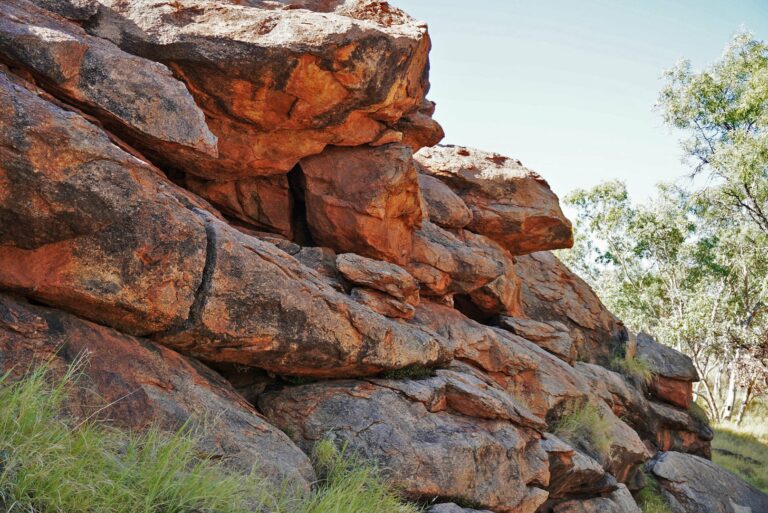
[635, 472, 673, 513]
[551, 401, 612, 459]
[379, 365, 436, 381]
[0, 362, 424, 513]
[610, 354, 654, 386]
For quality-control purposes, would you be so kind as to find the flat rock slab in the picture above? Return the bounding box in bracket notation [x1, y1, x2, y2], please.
[651, 451, 768, 513]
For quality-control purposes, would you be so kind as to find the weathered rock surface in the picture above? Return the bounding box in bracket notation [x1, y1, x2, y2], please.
[260, 378, 550, 513]
[515, 251, 628, 364]
[637, 333, 698, 408]
[651, 451, 768, 513]
[576, 362, 712, 458]
[542, 434, 616, 501]
[418, 172, 472, 229]
[184, 175, 293, 238]
[0, 293, 313, 488]
[0, 0, 218, 165]
[408, 222, 507, 296]
[84, 0, 436, 178]
[553, 485, 641, 513]
[300, 144, 422, 265]
[415, 145, 573, 255]
[499, 317, 576, 364]
[427, 504, 494, 513]
[337, 252, 419, 305]
[0, 66, 208, 335]
[350, 287, 415, 319]
[155, 217, 448, 376]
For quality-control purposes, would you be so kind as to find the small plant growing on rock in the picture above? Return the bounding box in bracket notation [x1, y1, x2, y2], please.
[380, 365, 437, 380]
[552, 400, 612, 459]
[635, 472, 673, 513]
[611, 353, 654, 387]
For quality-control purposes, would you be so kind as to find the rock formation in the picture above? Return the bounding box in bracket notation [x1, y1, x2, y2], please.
[0, 1, 765, 512]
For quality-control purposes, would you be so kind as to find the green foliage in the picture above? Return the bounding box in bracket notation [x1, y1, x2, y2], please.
[712, 425, 768, 493]
[635, 473, 673, 513]
[0, 364, 267, 513]
[301, 438, 421, 513]
[551, 401, 612, 459]
[611, 354, 654, 386]
[0, 364, 422, 513]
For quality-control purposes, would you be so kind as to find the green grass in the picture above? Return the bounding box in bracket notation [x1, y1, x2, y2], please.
[635, 472, 673, 513]
[552, 400, 612, 458]
[712, 422, 768, 493]
[610, 354, 654, 387]
[0, 363, 422, 513]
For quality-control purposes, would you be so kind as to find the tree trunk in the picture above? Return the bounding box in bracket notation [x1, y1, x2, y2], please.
[735, 375, 756, 425]
[720, 350, 740, 421]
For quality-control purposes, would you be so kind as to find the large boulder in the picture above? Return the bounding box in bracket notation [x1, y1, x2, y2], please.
[651, 451, 768, 513]
[0, 0, 217, 164]
[0, 68, 447, 376]
[0, 293, 314, 488]
[414, 145, 573, 255]
[514, 252, 628, 364]
[576, 362, 712, 458]
[0, 67, 209, 335]
[299, 144, 422, 265]
[418, 173, 472, 229]
[260, 377, 550, 513]
[552, 485, 641, 513]
[82, 0, 437, 178]
[636, 333, 698, 408]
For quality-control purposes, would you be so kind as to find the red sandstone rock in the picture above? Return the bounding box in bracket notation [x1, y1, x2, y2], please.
[0, 293, 314, 488]
[300, 144, 422, 265]
[418, 173, 472, 229]
[184, 175, 293, 238]
[0, 0, 218, 167]
[337, 252, 419, 305]
[350, 287, 415, 319]
[553, 484, 641, 513]
[499, 317, 577, 364]
[83, 0, 438, 178]
[514, 252, 628, 364]
[260, 379, 550, 513]
[415, 145, 573, 255]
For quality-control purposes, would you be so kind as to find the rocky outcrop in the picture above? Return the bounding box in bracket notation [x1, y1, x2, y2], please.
[514, 251, 627, 364]
[0, 1, 748, 512]
[260, 377, 550, 513]
[84, 0, 438, 178]
[414, 145, 573, 255]
[651, 452, 768, 513]
[0, 293, 313, 488]
[299, 143, 422, 265]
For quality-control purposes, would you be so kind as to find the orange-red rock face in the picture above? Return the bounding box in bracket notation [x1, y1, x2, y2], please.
[300, 144, 422, 265]
[0, 2, 731, 511]
[415, 145, 573, 255]
[84, 0, 440, 179]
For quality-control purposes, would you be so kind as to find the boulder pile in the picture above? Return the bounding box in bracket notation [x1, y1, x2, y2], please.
[1, 1, 765, 511]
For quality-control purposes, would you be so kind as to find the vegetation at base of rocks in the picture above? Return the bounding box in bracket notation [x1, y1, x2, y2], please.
[380, 365, 437, 380]
[303, 438, 420, 513]
[0, 363, 266, 513]
[0, 364, 422, 513]
[712, 421, 768, 493]
[635, 473, 673, 513]
[611, 354, 654, 386]
[551, 401, 612, 458]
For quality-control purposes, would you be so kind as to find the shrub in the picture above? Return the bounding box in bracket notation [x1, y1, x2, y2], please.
[551, 400, 612, 458]
[611, 354, 654, 386]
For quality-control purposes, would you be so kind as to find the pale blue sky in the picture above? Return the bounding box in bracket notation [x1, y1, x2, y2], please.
[397, 0, 768, 201]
